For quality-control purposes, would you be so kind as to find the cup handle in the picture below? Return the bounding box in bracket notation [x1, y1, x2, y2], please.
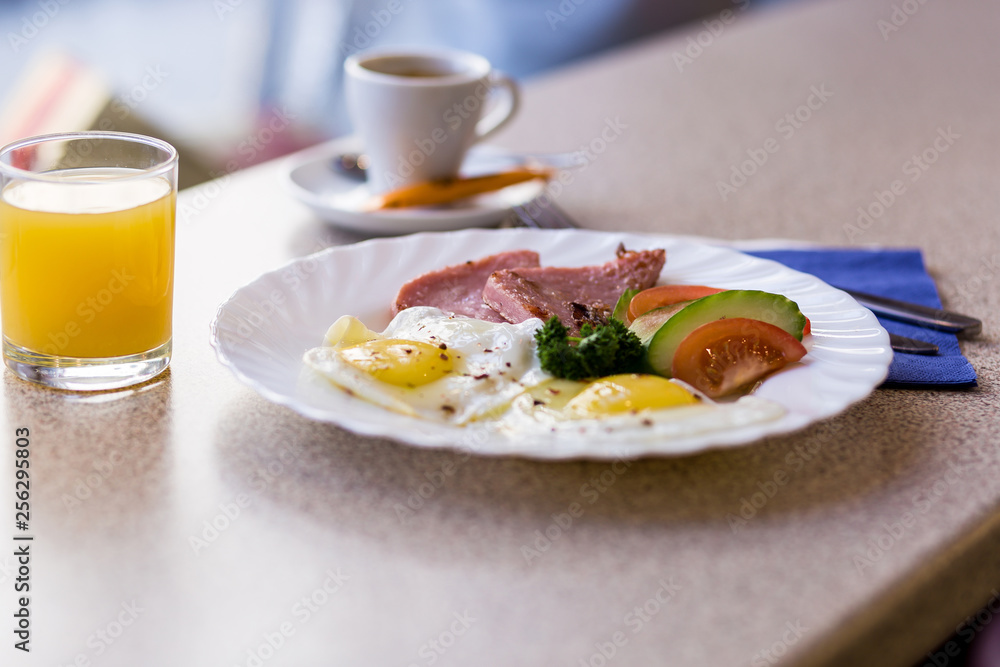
[474, 72, 520, 143]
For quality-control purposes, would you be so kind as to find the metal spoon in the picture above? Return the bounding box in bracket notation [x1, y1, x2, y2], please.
[330, 149, 586, 181]
[331, 153, 372, 181]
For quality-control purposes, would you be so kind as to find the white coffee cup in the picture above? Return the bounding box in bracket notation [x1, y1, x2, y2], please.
[344, 48, 519, 194]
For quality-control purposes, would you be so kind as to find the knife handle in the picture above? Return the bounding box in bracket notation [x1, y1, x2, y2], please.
[888, 333, 939, 355]
[843, 288, 982, 336]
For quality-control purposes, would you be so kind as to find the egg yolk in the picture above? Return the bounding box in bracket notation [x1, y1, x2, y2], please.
[339, 339, 454, 387]
[564, 374, 697, 418]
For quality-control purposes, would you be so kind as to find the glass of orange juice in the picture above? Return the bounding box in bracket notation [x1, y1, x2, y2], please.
[0, 131, 177, 390]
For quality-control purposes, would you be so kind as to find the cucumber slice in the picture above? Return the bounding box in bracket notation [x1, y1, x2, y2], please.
[628, 301, 695, 345]
[612, 288, 640, 323]
[646, 290, 807, 377]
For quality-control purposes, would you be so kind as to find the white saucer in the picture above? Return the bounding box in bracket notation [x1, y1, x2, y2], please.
[282, 136, 547, 235]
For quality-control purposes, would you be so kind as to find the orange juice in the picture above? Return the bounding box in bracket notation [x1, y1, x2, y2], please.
[0, 169, 175, 358]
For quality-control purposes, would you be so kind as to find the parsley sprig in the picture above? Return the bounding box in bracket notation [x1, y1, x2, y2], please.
[534, 316, 645, 381]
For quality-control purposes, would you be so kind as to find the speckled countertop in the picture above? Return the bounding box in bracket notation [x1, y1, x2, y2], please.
[3, 0, 1000, 665]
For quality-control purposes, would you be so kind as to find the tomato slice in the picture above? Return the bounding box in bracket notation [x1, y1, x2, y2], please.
[626, 285, 725, 323]
[671, 317, 807, 398]
[629, 285, 813, 334]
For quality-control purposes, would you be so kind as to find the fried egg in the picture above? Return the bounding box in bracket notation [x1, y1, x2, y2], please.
[304, 307, 547, 424]
[303, 307, 786, 440]
[500, 374, 786, 441]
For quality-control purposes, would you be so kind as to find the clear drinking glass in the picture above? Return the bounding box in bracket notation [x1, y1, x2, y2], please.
[0, 131, 178, 391]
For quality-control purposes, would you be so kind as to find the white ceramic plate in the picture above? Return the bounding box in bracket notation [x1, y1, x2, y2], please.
[283, 137, 546, 235]
[211, 228, 892, 460]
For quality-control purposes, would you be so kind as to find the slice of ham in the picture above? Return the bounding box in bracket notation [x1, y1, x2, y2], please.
[482, 245, 666, 334]
[392, 249, 541, 322]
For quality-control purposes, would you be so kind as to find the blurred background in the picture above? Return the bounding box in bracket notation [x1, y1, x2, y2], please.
[0, 0, 791, 187]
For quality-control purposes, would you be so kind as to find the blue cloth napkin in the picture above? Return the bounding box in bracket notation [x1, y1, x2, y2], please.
[744, 248, 977, 389]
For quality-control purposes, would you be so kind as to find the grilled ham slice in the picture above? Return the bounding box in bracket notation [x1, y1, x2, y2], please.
[482, 245, 666, 334]
[392, 250, 541, 322]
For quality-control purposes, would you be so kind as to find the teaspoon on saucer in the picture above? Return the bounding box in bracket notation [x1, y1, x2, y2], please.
[330, 149, 585, 181]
